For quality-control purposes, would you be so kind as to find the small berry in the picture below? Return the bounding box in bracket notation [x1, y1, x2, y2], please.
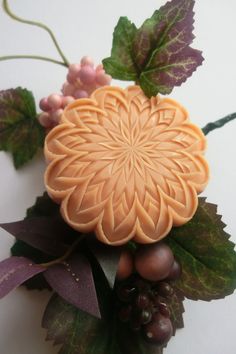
[80, 56, 94, 67]
[158, 302, 171, 318]
[116, 249, 134, 280]
[47, 94, 63, 110]
[96, 72, 112, 86]
[117, 284, 136, 303]
[135, 293, 150, 309]
[62, 83, 75, 96]
[167, 260, 182, 281]
[118, 305, 132, 323]
[74, 89, 89, 99]
[38, 112, 52, 128]
[143, 313, 173, 345]
[67, 73, 77, 84]
[69, 63, 81, 76]
[135, 242, 174, 282]
[155, 282, 174, 298]
[39, 97, 51, 112]
[140, 309, 153, 325]
[51, 109, 64, 124]
[62, 96, 75, 108]
[78, 65, 96, 85]
[96, 64, 103, 73]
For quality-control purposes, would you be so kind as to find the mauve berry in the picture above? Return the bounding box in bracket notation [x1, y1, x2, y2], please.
[116, 249, 134, 280]
[143, 313, 173, 345]
[135, 242, 174, 282]
[78, 65, 96, 84]
[167, 260, 182, 281]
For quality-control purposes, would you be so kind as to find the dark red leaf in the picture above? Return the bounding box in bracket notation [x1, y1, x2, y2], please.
[44, 253, 100, 318]
[0, 256, 45, 298]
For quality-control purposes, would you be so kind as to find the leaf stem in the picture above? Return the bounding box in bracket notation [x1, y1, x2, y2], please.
[2, 0, 70, 67]
[202, 113, 236, 135]
[0, 55, 68, 67]
[40, 235, 85, 268]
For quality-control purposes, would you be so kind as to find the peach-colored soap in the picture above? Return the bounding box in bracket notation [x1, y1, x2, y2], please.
[44, 85, 209, 245]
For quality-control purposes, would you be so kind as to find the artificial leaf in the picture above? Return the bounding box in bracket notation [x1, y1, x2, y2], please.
[103, 0, 203, 97]
[166, 289, 185, 333]
[0, 87, 45, 168]
[1, 217, 68, 257]
[11, 240, 52, 290]
[166, 198, 236, 301]
[133, 0, 195, 70]
[42, 294, 111, 354]
[87, 238, 122, 288]
[44, 253, 100, 318]
[26, 192, 59, 218]
[102, 17, 137, 81]
[0, 256, 45, 298]
[139, 47, 203, 96]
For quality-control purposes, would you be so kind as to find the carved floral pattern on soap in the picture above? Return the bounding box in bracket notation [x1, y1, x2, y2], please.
[44, 86, 209, 245]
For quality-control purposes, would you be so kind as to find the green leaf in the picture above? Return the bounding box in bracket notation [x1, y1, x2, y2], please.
[167, 289, 185, 333]
[103, 0, 203, 97]
[0, 87, 45, 168]
[26, 192, 60, 218]
[166, 198, 236, 301]
[102, 17, 138, 81]
[43, 295, 110, 354]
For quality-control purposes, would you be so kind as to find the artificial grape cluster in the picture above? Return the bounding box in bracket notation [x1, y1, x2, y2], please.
[38, 56, 112, 128]
[115, 242, 181, 346]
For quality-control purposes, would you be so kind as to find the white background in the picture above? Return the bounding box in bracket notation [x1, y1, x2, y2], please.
[0, 0, 236, 353]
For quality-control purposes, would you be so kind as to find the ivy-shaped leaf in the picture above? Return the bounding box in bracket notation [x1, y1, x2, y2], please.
[0, 87, 45, 168]
[165, 198, 236, 301]
[102, 17, 137, 81]
[103, 0, 203, 97]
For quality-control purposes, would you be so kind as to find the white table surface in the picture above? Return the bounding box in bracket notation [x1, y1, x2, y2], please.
[0, 1, 236, 353]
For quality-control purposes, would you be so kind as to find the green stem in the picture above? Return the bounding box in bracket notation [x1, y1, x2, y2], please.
[0, 55, 67, 67]
[40, 235, 85, 268]
[2, 0, 70, 67]
[202, 113, 236, 135]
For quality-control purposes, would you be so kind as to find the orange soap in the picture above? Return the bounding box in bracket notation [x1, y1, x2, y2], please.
[44, 85, 209, 245]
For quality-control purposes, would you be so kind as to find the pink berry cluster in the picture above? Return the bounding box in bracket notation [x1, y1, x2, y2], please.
[38, 56, 112, 129]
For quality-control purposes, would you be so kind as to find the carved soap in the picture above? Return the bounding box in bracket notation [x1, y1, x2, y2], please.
[44, 86, 209, 245]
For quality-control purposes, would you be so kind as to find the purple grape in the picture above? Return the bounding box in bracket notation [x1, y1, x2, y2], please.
[140, 309, 153, 325]
[155, 282, 174, 298]
[135, 293, 150, 309]
[118, 305, 132, 322]
[167, 260, 182, 280]
[158, 302, 171, 318]
[135, 242, 174, 282]
[117, 284, 136, 302]
[143, 313, 173, 345]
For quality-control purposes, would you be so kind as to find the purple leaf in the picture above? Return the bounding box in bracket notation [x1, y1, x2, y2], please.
[133, 0, 195, 69]
[0, 256, 45, 298]
[140, 47, 204, 96]
[44, 253, 100, 318]
[87, 238, 122, 288]
[1, 217, 69, 257]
